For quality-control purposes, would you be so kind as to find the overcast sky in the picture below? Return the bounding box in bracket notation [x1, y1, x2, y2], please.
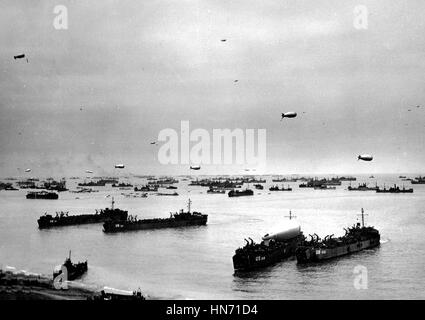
[1, 0, 424, 177]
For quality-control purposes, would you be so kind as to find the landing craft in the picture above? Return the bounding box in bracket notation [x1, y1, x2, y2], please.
[358, 154, 373, 161]
[115, 164, 125, 169]
[281, 112, 297, 120]
[14, 54, 25, 60]
[190, 166, 201, 170]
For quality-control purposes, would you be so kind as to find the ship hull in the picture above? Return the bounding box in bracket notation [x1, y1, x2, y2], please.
[233, 246, 294, 272]
[228, 191, 254, 197]
[26, 193, 58, 200]
[376, 190, 413, 193]
[103, 217, 207, 233]
[38, 216, 121, 229]
[37, 210, 128, 229]
[296, 237, 380, 264]
[233, 237, 300, 272]
[53, 262, 88, 281]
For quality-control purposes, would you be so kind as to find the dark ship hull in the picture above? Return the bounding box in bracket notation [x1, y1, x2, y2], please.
[53, 253, 87, 281]
[26, 192, 58, 199]
[296, 210, 380, 264]
[376, 188, 413, 193]
[228, 189, 254, 197]
[410, 180, 425, 184]
[233, 236, 301, 272]
[103, 199, 207, 233]
[103, 215, 207, 233]
[37, 204, 128, 229]
[348, 187, 377, 191]
[296, 237, 380, 263]
[92, 289, 145, 301]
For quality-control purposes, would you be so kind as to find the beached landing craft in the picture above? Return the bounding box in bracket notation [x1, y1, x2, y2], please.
[53, 251, 87, 281]
[102, 199, 207, 233]
[92, 287, 145, 300]
[295, 209, 380, 263]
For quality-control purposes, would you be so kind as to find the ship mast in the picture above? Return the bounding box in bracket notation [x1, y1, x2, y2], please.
[358, 208, 368, 227]
[285, 210, 296, 220]
[187, 198, 192, 213]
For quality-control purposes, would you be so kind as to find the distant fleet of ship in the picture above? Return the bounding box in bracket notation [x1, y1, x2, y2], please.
[2, 172, 424, 297]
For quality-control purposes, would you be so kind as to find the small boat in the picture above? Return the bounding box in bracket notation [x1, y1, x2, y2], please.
[206, 187, 225, 194]
[156, 192, 179, 196]
[228, 189, 254, 197]
[26, 191, 59, 200]
[269, 185, 292, 191]
[313, 185, 336, 190]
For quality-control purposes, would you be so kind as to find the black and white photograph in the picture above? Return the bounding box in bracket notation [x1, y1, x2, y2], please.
[0, 0, 424, 307]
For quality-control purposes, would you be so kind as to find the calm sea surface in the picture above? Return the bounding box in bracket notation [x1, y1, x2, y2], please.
[1, 175, 424, 299]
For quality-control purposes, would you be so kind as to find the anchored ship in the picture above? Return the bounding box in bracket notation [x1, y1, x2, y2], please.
[269, 185, 292, 191]
[78, 180, 106, 187]
[26, 191, 59, 200]
[233, 212, 303, 272]
[112, 182, 133, 188]
[348, 183, 378, 191]
[37, 198, 128, 229]
[53, 251, 87, 281]
[295, 209, 380, 263]
[207, 187, 225, 194]
[313, 185, 336, 190]
[134, 185, 158, 192]
[376, 184, 413, 193]
[103, 199, 207, 233]
[228, 189, 254, 197]
[411, 176, 425, 184]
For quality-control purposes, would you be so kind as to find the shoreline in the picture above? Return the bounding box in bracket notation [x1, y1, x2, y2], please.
[0, 269, 145, 300]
